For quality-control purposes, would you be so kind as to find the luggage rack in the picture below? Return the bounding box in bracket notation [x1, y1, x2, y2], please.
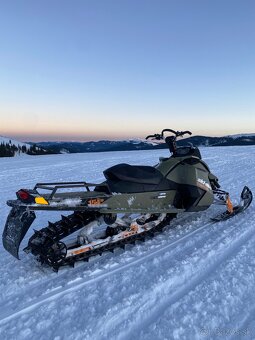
[33, 181, 111, 200]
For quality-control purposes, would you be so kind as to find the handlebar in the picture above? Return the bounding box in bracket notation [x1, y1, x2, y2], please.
[161, 129, 192, 138]
[146, 129, 192, 141]
[145, 128, 192, 155]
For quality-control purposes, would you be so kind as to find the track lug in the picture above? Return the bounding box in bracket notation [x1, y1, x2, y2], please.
[61, 215, 71, 224]
[33, 229, 40, 235]
[48, 222, 57, 233]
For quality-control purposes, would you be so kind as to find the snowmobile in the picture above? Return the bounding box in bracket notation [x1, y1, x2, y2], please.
[2, 129, 253, 270]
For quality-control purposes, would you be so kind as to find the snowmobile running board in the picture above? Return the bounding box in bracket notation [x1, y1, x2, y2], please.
[2, 186, 252, 270]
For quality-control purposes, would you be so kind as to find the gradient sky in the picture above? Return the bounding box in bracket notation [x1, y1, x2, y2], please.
[0, 0, 254, 141]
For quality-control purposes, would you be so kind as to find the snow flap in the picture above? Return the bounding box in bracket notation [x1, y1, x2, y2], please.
[2, 207, 36, 259]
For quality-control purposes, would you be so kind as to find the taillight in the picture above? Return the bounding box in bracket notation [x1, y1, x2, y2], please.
[16, 189, 35, 203]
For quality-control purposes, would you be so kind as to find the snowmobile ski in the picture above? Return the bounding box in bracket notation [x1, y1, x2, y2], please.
[211, 186, 252, 222]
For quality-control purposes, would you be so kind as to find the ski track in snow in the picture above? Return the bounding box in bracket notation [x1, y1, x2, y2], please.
[0, 217, 217, 324]
[0, 146, 255, 339]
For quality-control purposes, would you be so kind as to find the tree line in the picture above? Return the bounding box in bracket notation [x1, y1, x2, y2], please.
[0, 141, 55, 157]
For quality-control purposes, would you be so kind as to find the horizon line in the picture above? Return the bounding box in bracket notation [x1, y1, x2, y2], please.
[2, 132, 255, 144]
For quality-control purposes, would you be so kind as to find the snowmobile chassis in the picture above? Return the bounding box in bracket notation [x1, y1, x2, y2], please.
[2, 129, 253, 271]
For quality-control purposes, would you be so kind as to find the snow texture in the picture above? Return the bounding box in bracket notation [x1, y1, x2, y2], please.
[0, 147, 255, 339]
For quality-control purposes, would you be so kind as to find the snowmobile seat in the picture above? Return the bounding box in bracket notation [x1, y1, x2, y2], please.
[101, 163, 178, 194]
[104, 163, 163, 185]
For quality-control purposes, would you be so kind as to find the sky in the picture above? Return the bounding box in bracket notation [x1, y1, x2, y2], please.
[0, 0, 254, 142]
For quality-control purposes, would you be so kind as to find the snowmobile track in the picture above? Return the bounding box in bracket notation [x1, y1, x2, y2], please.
[0, 211, 250, 326]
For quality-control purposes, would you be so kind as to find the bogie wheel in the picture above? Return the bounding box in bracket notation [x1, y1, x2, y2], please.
[45, 241, 67, 265]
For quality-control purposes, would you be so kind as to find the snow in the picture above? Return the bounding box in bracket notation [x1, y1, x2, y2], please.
[50, 199, 82, 207]
[0, 146, 255, 339]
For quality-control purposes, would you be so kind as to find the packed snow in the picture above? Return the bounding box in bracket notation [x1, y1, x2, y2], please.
[0, 146, 255, 339]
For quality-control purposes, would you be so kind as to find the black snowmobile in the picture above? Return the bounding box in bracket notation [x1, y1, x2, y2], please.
[2, 129, 252, 270]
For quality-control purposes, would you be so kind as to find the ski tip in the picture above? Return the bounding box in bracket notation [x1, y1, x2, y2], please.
[240, 186, 253, 208]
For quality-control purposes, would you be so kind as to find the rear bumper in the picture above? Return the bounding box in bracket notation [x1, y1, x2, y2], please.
[7, 199, 90, 211]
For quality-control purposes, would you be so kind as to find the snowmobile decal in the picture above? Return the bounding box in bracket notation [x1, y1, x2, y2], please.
[69, 246, 92, 256]
[157, 193, 167, 199]
[88, 198, 105, 206]
[197, 178, 212, 191]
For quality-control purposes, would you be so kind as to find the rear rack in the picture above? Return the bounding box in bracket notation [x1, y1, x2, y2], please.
[34, 181, 111, 200]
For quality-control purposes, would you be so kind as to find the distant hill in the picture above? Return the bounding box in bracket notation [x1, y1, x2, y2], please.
[37, 133, 255, 154]
[37, 139, 167, 154]
[3, 133, 254, 157]
[0, 136, 56, 157]
[177, 134, 255, 147]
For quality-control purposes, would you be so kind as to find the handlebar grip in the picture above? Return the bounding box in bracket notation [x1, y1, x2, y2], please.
[145, 134, 156, 140]
[145, 134, 162, 140]
[182, 130, 192, 136]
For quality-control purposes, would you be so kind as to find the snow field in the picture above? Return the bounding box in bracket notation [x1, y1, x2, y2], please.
[0, 146, 255, 339]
